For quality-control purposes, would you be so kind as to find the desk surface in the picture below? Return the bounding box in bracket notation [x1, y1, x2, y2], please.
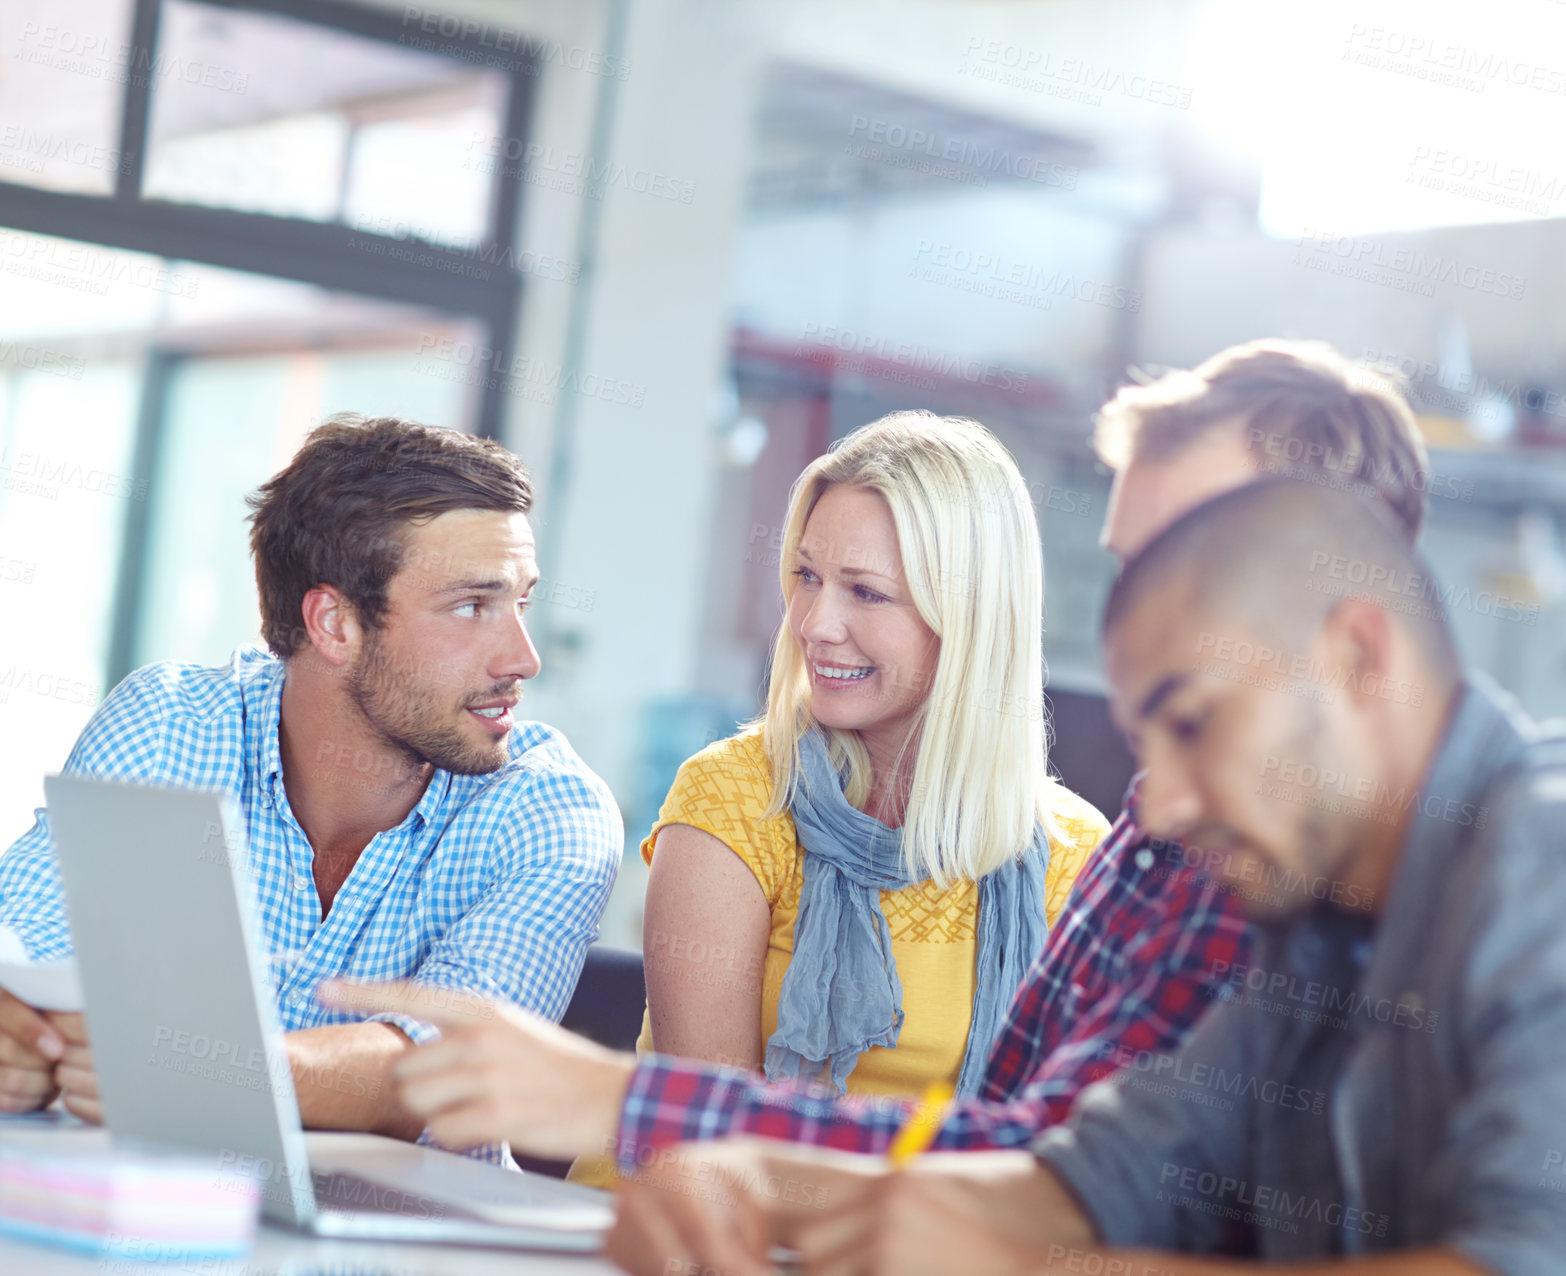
[0, 1116, 621, 1275]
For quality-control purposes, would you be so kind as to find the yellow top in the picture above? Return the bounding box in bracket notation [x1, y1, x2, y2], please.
[638, 726, 1107, 1091]
[568, 728, 1107, 1187]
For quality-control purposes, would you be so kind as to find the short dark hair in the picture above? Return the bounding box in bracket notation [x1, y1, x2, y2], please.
[1102, 478, 1459, 679]
[247, 414, 533, 658]
[1094, 339, 1429, 540]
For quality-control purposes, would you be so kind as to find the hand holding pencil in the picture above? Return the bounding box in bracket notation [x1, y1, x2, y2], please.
[887, 1080, 955, 1168]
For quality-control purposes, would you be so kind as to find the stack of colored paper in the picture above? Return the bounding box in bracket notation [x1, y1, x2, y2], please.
[0, 1142, 261, 1259]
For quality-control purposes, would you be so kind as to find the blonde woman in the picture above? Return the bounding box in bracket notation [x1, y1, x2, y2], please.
[325, 410, 1108, 1164]
[636, 410, 1107, 1104]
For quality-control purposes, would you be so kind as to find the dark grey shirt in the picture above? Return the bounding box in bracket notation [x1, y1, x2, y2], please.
[1034, 675, 1566, 1273]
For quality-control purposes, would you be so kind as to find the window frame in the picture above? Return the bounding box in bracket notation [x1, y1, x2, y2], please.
[0, 0, 538, 440]
[0, 0, 544, 683]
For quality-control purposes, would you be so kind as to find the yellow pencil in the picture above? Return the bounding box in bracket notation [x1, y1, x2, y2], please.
[887, 1080, 954, 1168]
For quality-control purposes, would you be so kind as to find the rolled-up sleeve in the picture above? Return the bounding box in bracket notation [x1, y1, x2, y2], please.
[1031, 991, 1264, 1250]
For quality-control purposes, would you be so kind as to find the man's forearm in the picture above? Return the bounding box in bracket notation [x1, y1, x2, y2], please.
[284, 1023, 423, 1140]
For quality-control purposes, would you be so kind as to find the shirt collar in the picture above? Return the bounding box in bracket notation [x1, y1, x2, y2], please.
[1330, 672, 1530, 997]
[410, 765, 453, 828]
[251, 652, 288, 797]
[1127, 671, 1529, 828]
[1396, 671, 1531, 877]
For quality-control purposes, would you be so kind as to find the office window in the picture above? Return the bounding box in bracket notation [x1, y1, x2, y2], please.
[0, 0, 536, 840]
[0, 231, 482, 836]
[135, 320, 484, 670]
[0, 363, 139, 838]
[143, 0, 507, 248]
[0, 0, 135, 196]
[0, 230, 188, 842]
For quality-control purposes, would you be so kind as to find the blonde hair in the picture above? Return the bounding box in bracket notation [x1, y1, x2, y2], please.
[1093, 339, 1428, 539]
[759, 410, 1067, 886]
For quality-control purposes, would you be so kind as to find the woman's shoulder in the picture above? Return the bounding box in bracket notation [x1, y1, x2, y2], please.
[656, 726, 788, 844]
[646, 726, 795, 897]
[1045, 783, 1112, 855]
[672, 725, 774, 800]
[1036, 784, 1110, 926]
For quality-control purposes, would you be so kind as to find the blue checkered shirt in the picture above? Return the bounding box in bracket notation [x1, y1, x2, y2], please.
[0, 647, 622, 1161]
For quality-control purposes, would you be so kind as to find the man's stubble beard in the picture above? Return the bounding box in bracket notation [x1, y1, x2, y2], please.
[346, 629, 511, 776]
[1246, 695, 1340, 921]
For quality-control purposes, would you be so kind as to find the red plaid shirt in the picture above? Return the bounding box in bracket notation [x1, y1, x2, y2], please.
[612, 793, 1249, 1169]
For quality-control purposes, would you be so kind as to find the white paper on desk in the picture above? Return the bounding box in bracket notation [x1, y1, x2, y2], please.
[0, 924, 84, 1012]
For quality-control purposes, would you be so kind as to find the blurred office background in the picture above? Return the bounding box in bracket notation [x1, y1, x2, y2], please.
[3, 0, 1565, 946]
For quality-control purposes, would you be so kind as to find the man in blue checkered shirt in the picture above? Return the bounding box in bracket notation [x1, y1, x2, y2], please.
[0, 416, 622, 1156]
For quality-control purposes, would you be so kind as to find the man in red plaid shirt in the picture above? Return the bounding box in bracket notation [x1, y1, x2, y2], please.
[332, 341, 1432, 1182]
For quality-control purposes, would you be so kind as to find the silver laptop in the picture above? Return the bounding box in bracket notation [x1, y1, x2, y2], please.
[43, 773, 612, 1250]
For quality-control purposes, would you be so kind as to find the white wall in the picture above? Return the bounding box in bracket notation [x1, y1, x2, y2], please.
[1136, 218, 1566, 385]
[733, 184, 1135, 385]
